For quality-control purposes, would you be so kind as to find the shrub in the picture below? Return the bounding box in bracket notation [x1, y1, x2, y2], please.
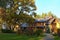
[34, 29, 43, 36]
[1, 29, 14, 33]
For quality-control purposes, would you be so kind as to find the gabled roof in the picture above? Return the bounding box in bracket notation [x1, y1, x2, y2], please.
[34, 17, 55, 25]
[21, 23, 29, 27]
[34, 17, 51, 23]
[34, 19, 47, 23]
[49, 18, 55, 24]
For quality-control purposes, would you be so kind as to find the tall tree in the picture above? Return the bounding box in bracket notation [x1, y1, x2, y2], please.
[35, 14, 41, 19]
[12, 0, 36, 14]
[0, 0, 36, 26]
[42, 13, 47, 18]
[47, 11, 53, 16]
[30, 12, 37, 18]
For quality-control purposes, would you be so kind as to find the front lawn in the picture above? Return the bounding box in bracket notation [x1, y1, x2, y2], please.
[54, 36, 60, 40]
[0, 33, 43, 40]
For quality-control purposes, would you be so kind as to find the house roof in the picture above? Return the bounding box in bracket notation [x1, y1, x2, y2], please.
[34, 17, 55, 25]
[20, 23, 29, 27]
[34, 19, 47, 23]
[34, 17, 51, 23]
[49, 18, 55, 24]
[46, 18, 55, 24]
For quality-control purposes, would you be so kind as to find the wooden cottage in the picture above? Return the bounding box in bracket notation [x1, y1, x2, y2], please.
[34, 17, 59, 34]
[34, 19, 46, 28]
[34, 19, 47, 32]
[47, 18, 57, 34]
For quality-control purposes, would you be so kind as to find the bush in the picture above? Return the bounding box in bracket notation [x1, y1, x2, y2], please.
[34, 29, 43, 36]
[1, 29, 14, 33]
[57, 29, 60, 37]
[53, 33, 57, 36]
[24, 28, 33, 35]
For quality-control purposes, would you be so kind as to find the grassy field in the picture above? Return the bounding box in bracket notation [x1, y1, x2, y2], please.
[0, 33, 43, 40]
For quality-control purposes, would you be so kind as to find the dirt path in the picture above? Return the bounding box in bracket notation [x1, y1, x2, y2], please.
[41, 33, 54, 40]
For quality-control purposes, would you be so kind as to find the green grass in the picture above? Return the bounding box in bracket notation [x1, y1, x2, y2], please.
[54, 36, 60, 40]
[0, 33, 44, 40]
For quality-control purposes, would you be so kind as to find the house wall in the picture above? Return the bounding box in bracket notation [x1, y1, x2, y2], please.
[34, 22, 46, 32]
[49, 24, 52, 33]
[35, 22, 45, 27]
[51, 23, 57, 33]
[34, 19, 59, 33]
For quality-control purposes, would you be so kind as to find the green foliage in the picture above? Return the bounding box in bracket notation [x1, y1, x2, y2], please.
[12, 0, 36, 14]
[34, 11, 57, 19]
[41, 13, 47, 18]
[0, 0, 6, 8]
[35, 14, 41, 18]
[54, 36, 60, 40]
[34, 29, 43, 36]
[31, 12, 37, 17]
[1, 29, 14, 33]
[0, 0, 36, 26]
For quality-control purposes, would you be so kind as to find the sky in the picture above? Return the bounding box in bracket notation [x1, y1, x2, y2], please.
[35, 0, 60, 18]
